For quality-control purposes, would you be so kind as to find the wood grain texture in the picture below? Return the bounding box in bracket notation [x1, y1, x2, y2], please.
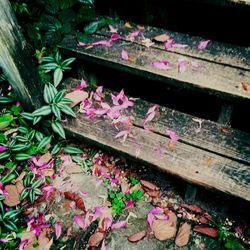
[96, 19, 250, 71]
[0, 0, 43, 111]
[59, 34, 250, 102]
[63, 113, 250, 201]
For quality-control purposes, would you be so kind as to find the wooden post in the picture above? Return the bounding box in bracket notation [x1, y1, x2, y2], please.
[0, 0, 43, 111]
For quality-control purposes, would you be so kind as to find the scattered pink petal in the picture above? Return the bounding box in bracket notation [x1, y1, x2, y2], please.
[92, 39, 113, 47]
[147, 212, 155, 228]
[80, 191, 89, 197]
[101, 240, 108, 250]
[146, 105, 159, 115]
[198, 40, 210, 50]
[165, 39, 188, 50]
[191, 62, 205, 71]
[178, 59, 189, 73]
[152, 60, 171, 70]
[55, 222, 62, 240]
[115, 130, 131, 142]
[111, 33, 121, 41]
[109, 25, 118, 33]
[0, 146, 7, 152]
[155, 143, 166, 156]
[0, 238, 13, 243]
[94, 86, 104, 101]
[125, 199, 133, 210]
[103, 217, 112, 230]
[127, 30, 140, 41]
[121, 49, 129, 61]
[19, 239, 28, 250]
[16, 101, 21, 107]
[172, 43, 188, 49]
[150, 207, 164, 215]
[111, 220, 127, 230]
[164, 39, 174, 49]
[165, 129, 179, 142]
[74, 215, 84, 229]
[78, 42, 87, 46]
[76, 79, 88, 90]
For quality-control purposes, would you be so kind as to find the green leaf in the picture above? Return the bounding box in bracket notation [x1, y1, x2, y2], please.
[63, 146, 83, 154]
[59, 97, 73, 105]
[2, 220, 18, 232]
[59, 104, 76, 117]
[33, 116, 42, 125]
[35, 131, 44, 142]
[51, 143, 61, 155]
[41, 56, 54, 62]
[34, 188, 43, 196]
[10, 143, 30, 152]
[16, 135, 28, 143]
[84, 21, 99, 34]
[37, 136, 52, 150]
[3, 209, 21, 220]
[54, 68, 63, 87]
[61, 58, 75, 68]
[54, 52, 61, 63]
[39, 62, 58, 70]
[0, 114, 14, 130]
[15, 153, 31, 161]
[53, 89, 66, 103]
[44, 83, 57, 104]
[0, 173, 16, 184]
[0, 96, 15, 104]
[29, 189, 35, 203]
[51, 121, 65, 139]
[32, 178, 44, 189]
[28, 130, 36, 140]
[0, 151, 10, 160]
[18, 126, 29, 134]
[52, 104, 61, 120]
[33, 106, 51, 116]
[21, 189, 29, 201]
[21, 112, 34, 121]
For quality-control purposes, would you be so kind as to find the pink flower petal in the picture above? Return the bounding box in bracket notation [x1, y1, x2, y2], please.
[150, 207, 164, 215]
[111, 220, 127, 230]
[172, 43, 188, 49]
[111, 33, 121, 41]
[78, 42, 87, 46]
[74, 215, 84, 229]
[101, 240, 108, 250]
[79, 191, 89, 197]
[0, 238, 13, 243]
[19, 239, 28, 250]
[143, 111, 156, 126]
[146, 105, 159, 115]
[109, 25, 118, 33]
[165, 129, 179, 142]
[0, 146, 7, 152]
[125, 199, 133, 210]
[55, 222, 62, 240]
[121, 49, 129, 61]
[147, 212, 155, 228]
[92, 39, 113, 47]
[178, 59, 189, 73]
[164, 39, 174, 49]
[198, 40, 210, 50]
[76, 79, 88, 90]
[152, 60, 171, 70]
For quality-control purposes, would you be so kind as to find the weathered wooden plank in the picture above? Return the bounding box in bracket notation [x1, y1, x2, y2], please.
[183, 0, 250, 7]
[64, 113, 250, 202]
[60, 34, 250, 102]
[0, 0, 43, 111]
[97, 19, 250, 71]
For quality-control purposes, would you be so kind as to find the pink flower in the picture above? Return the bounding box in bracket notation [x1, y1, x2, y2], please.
[165, 129, 179, 142]
[0, 146, 7, 152]
[19, 239, 28, 250]
[198, 40, 210, 50]
[111, 220, 127, 230]
[121, 49, 129, 61]
[111, 33, 121, 41]
[74, 215, 85, 229]
[55, 222, 62, 240]
[152, 60, 171, 70]
[127, 30, 140, 41]
[93, 86, 104, 101]
[125, 199, 133, 210]
[76, 79, 88, 90]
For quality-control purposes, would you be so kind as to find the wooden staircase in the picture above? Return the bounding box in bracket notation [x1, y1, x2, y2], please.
[59, 18, 250, 202]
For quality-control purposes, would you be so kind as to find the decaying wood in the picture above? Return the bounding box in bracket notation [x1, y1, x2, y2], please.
[60, 34, 250, 102]
[63, 104, 250, 201]
[0, 0, 43, 111]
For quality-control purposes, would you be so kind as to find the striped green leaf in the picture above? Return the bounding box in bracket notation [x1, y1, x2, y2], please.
[53, 89, 66, 103]
[52, 104, 61, 120]
[21, 112, 34, 120]
[37, 135, 52, 150]
[33, 105, 51, 116]
[15, 153, 31, 161]
[53, 68, 63, 87]
[60, 104, 76, 117]
[51, 121, 65, 139]
[63, 146, 83, 154]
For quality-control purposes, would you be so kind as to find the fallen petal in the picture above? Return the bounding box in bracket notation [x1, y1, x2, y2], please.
[55, 222, 62, 240]
[121, 49, 129, 61]
[88, 232, 104, 247]
[193, 226, 218, 238]
[111, 220, 127, 230]
[128, 230, 147, 242]
[198, 40, 210, 50]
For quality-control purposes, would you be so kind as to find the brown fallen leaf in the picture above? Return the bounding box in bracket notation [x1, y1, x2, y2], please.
[121, 180, 130, 194]
[146, 189, 160, 198]
[198, 216, 209, 224]
[3, 185, 20, 207]
[38, 230, 53, 250]
[88, 232, 104, 247]
[181, 204, 203, 214]
[242, 82, 248, 92]
[193, 226, 218, 238]
[153, 34, 170, 43]
[65, 90, 88, 108]
[152, 211, 177, 241]
[37, 152, 52, 165]
[203, 213, 214, 222]
[66, 163, 83, 174]
[141, 180, 159, 191]
[137, 25, 145, 30]
[175, 222, 191, 247]
[124, 22, 132, 29]
[16, 180, 24, 194]
[128, 230, 147, 242]
[207, 157, 213, 167]
[41, 169, 54, 177]
[15, 171, 26, 182]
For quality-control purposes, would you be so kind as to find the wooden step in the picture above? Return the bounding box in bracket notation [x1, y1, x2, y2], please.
[59, 20, 250, 102]
[64, 79, 250, 202]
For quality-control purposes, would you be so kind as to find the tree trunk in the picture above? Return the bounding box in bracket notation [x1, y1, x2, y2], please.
[0, 0, 43, 111]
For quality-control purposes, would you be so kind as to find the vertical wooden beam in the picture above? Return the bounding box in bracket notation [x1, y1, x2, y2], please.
[0, 0, 43, 111]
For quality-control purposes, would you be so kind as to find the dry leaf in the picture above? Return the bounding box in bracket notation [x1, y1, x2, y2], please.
[124, 22, 132, 28]
[137, 25, 145, 30]
[181, 204, 203, 214]
[38, 231, 53, 250]
[141, 180, 159, 191]
[153, 34, 170, 43]
[16, 180, 24, 194]
[242, 82, 248, 91]
[121, 180, 130, 194]
[193, 226, 218, 238]
[38, 152, 52, 165]
[146, 190, 160, 198]
[128, 230, 147, 242]
[65, 90, 88, 108]
[175, 222, 191, 247]
[152, 211, 177, 241]
[207, 157, 213, 167]
[41, 169, 54, 177]
[141, 38, 154, 48]
[66, 163, 83, 174]
[88, 232, 104, 247]
[3, 185, 20, 207]
[15, 171, 26, 182]
[167, 141, 175, 151]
